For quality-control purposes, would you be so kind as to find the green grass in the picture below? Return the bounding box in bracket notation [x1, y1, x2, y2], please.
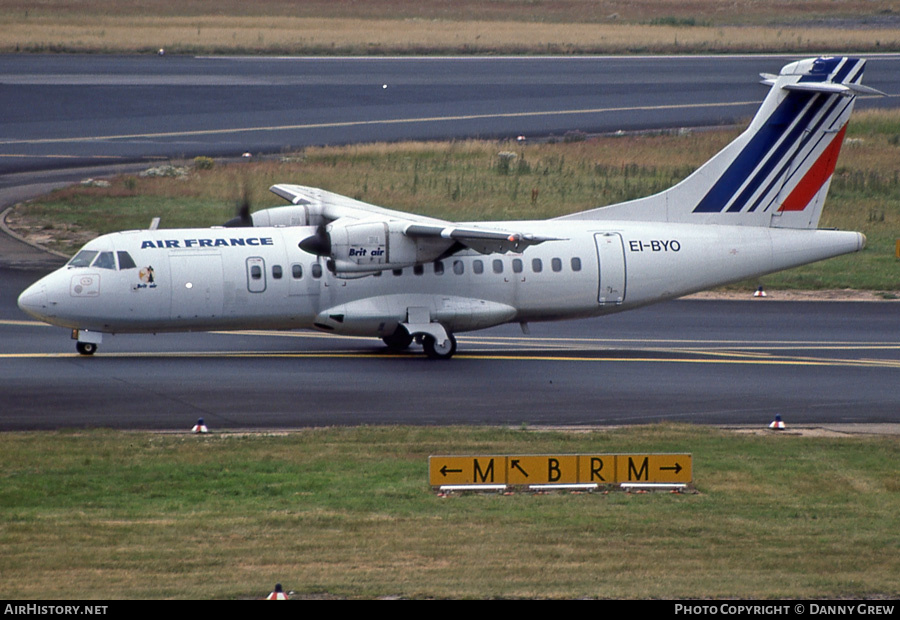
[10, 109, 900, 292]
[749, 110, 900, 292]
[0, 425, 897, 599]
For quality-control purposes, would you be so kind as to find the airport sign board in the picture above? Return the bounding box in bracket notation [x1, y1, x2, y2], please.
[429, 454, 692, 487]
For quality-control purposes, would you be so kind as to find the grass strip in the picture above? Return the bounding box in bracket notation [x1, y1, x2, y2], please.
[1, 424, 898, 599]
[9, 109, 900, 293]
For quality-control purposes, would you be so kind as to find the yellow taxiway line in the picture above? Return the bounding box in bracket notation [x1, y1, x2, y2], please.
[3, 321, 898, 367]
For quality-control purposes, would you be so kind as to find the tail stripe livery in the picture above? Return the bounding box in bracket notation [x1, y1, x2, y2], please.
[699, 59, 863, 216]
[742, 60, 864, 214]
[799, 56, 863, 85]
[742, 94, 853, 214]
[779, 125, 847, 212]
[560, 57, 872, 230]
[693, 91, 833, 214]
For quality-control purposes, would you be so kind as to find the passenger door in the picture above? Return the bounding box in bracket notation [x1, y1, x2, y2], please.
[594, 233, 626, 305]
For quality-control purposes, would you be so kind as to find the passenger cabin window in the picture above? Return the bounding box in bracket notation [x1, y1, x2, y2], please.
[532, 258, 543, 273]
[92, 252, 116, 270]
[473, 260, 484, 275]
[291, 264, 303, 279]
[68, 250, 98, 268]
[571, 257, 582, 272]
[250, 265, 263, 280]
[492, 259, 503, 274]
[414, 265, 424, 276]
[272, 265, 283, 279]
[552, 257, 563, 272]
[312, 263, 323, 279]
[453, 260, 464, 275]
[512, 259, 523, 274]
[117, 251, 137, 269]
[434, 261, 444, 275]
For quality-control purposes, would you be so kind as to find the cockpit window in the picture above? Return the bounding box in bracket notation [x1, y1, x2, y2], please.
[117, 251, 137, 270]
[68, 250, 98, 268]
[92, 252, 116, 270]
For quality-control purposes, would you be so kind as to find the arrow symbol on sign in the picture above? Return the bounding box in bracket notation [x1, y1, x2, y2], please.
[440, 465, 462, 477]
[511, 459, 529, 478]
[660, 463, 683, 474]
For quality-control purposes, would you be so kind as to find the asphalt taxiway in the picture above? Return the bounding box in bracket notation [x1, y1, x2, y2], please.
[4, 54, 900, 175]
[2, 55, 898, 430]
[3, 259, 898, 430]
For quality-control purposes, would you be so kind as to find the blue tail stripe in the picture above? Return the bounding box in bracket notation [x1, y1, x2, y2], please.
[726, 93, 830, 212]
[833, 58, 862, 84]
[693, 92, 816, 213]
[798, 58, 862, 85]
[741, 61, 863, 214]
[747, 95, 853, 213]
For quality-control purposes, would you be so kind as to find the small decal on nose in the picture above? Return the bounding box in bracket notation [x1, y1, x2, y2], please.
[70, 275, 99, 297]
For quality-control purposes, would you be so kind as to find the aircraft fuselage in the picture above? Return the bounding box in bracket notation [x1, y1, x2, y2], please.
[15, 57, 876, 358]
[18, 220, 863, 341]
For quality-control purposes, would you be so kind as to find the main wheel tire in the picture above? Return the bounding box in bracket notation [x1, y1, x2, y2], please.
[76, 341, 97, 356]
[382, 329, 414, 352]
[423, 333, 457, 360]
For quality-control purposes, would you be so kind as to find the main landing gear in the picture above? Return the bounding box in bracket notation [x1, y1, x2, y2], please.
[382, 328, 414, 352]
[422, 333, 457, 360]
[381, 325, 457, 359]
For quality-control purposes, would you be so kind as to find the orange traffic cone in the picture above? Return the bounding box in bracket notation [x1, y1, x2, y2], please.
[266, 583, 288, 600]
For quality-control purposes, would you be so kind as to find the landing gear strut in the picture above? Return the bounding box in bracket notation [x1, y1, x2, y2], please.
[72, 329, 101, 356]
[398, 315, 457, 359]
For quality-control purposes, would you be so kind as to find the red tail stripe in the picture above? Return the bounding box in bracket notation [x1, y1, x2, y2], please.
[779, 125, 847, 212]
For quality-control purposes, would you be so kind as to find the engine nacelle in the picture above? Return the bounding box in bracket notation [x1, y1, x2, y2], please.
[249, 205, 324, 228]
[326, 219, 449, 274]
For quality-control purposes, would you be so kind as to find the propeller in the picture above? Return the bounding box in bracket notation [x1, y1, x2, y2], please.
[298, 225, 331, 256]
[223, 185, 254, 228]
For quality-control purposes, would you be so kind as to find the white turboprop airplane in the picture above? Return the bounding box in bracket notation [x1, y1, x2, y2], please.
[19, 57, 879, 359]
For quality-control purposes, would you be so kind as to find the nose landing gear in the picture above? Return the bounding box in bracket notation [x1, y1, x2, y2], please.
[76, 341, 97, 356]
[72, 329, 102, 356]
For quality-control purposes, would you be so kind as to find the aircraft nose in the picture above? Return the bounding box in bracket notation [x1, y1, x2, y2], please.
[17, 281, 49, 321]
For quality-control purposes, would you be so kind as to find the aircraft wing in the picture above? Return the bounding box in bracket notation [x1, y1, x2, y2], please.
[269, 183, 562, 257]
[270, 183, 446, 226]
[402, 223, 561, 254]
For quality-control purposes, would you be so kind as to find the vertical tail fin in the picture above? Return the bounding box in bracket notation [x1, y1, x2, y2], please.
[562, 57, 877, 229]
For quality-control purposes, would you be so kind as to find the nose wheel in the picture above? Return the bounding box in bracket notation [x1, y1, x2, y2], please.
[76, 341, 97, 356]
[71, 329, 101, 355]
